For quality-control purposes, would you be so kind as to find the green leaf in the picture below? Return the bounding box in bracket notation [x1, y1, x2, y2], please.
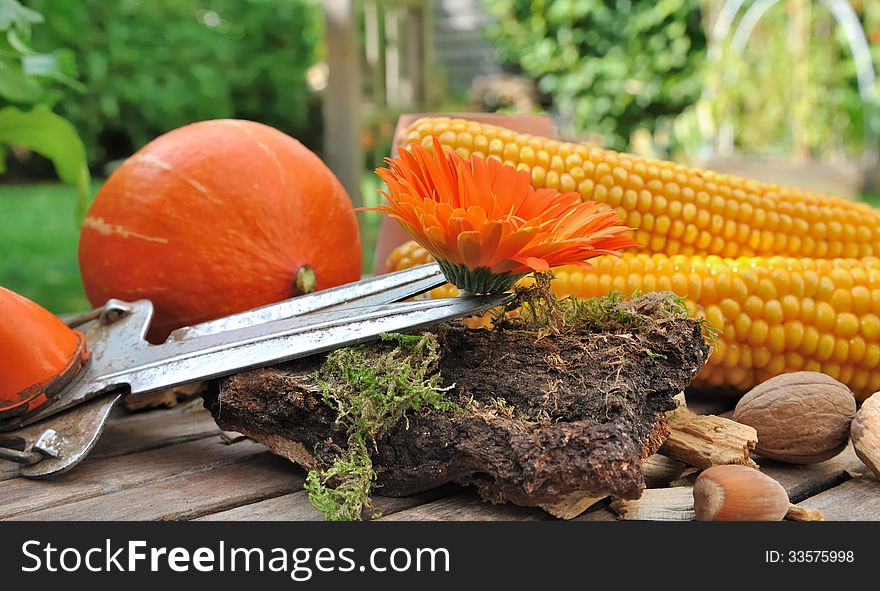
[0, 60, 43, 102]
[0, 0, 43, 35]
[22, 51, 85, 92]
[0, 104, 91, 221]
[7, 28, 33, 54]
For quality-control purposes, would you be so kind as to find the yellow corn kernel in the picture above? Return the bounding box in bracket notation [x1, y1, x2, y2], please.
[815, 302, 836, 332]
[783, 320, 805, 351]
[861, 314, 880, 340]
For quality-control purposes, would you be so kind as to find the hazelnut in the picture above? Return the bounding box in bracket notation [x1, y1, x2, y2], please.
[851, 392, 880, 479]
[693, 465, 789, 521]
[732, 372, 856, 464]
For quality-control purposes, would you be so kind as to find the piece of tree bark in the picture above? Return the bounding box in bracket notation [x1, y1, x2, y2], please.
[205, 293, 711, 516]
[660, 414, 758, 469]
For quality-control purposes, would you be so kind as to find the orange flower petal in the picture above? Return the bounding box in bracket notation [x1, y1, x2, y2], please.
[457, 231, 484, 269]
[522, 257, 550, 273]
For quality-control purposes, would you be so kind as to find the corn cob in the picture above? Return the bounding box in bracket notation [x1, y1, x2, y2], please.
[385, 240, 459, 298]
[400, 117, 880, 259]
[387, 241, 880, 400]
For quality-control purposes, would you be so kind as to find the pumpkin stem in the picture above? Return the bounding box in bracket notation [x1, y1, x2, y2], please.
[295, 265, 317, 295]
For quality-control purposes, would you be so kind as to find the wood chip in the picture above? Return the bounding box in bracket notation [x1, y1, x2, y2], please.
[785, 503, 823, 521]
[219, 431, 248, 445]
[672, 391, 687, 409]
[610, 487, 695, 521]
[660, 414, 758, 469]
[539, 493, 607, 520]
[642, 454, 688, 487]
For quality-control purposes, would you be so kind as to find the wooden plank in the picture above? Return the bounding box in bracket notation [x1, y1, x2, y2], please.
[0, 402, 218, 483]
[196, 491, 320, 521]
[0, 438, 267, 519]
[760, 445, 865, 503]
[197, 484, 461, 521]
[0, 462, 18, 482]
[90, 407, 220, 459]
[380, 491, 552, 521]
[8, 454, 303, 521]
[798, 477, 880, 521]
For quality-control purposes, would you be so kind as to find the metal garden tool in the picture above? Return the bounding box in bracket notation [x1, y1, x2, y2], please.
[0, 264, 512, 479]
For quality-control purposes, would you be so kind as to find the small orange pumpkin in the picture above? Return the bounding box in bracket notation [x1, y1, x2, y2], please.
[0, 286, 88, 417]
[78, 120, 361, 342]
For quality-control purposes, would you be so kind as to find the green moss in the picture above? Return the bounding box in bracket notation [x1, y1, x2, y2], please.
[504, 273, 691, 335]
[305, 332, 458, 521]
[304, 435, 374, 521]
[568, 291, 645, 329]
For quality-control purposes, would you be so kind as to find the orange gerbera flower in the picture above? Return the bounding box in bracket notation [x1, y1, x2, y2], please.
[370, 137, 638, 294]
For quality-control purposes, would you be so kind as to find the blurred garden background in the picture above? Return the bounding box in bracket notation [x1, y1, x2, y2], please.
[2, 0, 880, 314]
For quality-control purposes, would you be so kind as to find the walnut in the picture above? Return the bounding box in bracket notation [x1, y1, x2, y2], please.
[732, 371, 856, 464]
[851, 393, 880, 478]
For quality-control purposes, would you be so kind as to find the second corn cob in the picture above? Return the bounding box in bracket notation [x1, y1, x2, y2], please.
[400, 117, 880, 259]
[387, 241, 880, 400]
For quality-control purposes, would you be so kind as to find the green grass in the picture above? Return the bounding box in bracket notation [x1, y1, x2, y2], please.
[358, 171, 383, 276]
[0, 174, 384, 315]
[0, 182, 98, 314]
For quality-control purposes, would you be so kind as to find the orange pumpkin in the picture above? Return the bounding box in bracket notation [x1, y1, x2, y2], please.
[0, 286, 88, 417]
[79, 119, 361, 342]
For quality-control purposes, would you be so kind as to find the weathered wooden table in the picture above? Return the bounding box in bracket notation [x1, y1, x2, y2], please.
[2, 396, 877, 521]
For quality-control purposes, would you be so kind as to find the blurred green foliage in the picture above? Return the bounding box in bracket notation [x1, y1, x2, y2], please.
[485, 0, 880, 159]
[483, 0, 707, 150]
[25, 0, 325, 166]
[691, 1, 880, 159]
[0, 0, 90, 217]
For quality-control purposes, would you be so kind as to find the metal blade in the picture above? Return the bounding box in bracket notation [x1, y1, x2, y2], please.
[104, 293, 513, 396]
[168, 263, 446, 340]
